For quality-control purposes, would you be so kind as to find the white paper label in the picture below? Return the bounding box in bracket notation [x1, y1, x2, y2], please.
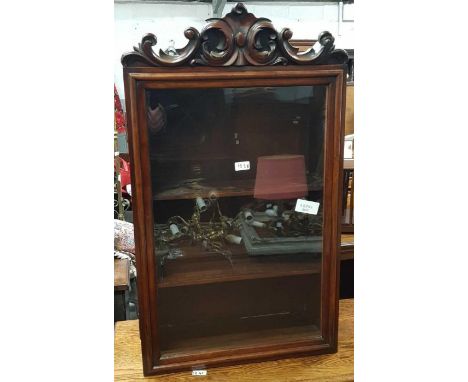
[234, 161, 250, 171]
[295, 199, 320, 215]
[192, 370, 207, 376]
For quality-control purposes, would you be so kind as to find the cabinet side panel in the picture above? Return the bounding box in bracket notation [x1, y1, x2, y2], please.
[123, 72, 155, 375]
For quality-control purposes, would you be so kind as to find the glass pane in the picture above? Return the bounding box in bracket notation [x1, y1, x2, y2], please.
[146, 85, 326, 360]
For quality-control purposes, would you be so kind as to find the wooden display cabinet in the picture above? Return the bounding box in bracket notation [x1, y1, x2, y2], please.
[122, 3, 348, 376]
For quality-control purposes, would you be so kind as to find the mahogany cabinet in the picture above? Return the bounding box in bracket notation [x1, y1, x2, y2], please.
[122, 3, 347, 376]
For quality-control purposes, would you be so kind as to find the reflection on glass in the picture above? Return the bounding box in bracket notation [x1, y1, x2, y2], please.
[146, 86, 326, 359]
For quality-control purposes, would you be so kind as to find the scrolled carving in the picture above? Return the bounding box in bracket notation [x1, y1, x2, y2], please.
[244, 19, 282, 66]
[278, 30, 347, 65]
[121, 3, 348, 67]
[195, 18, 237, 66]
[121, 28, 200, 67]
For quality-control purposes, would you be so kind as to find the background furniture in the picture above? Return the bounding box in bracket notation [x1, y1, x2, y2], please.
[114, 298, 353, 381]
[340, 233, 354, 261]
[114, 258, 130, 322]
[341, 158, 354, 298]
[345, 86, 354, 135]
[342, 159, 354, 233]
[340, 232, 354, 299]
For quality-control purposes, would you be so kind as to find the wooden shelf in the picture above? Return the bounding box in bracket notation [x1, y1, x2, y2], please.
[154, 179, 255, 201]
[160, 323, 321, 361]
[158, 244, 321, 288]
[157, 234, 352, 288]
[154, 178, 323, 201]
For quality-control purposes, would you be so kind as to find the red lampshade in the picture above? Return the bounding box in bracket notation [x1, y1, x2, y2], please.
[254, 155, 308, 200]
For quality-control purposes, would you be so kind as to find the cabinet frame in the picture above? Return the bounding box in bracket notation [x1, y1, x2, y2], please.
[124, 65, 346, 375]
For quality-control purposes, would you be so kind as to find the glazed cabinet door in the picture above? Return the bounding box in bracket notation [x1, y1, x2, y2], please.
[125, 66, 344, 374]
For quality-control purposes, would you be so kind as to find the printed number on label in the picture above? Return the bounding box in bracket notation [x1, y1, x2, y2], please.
[192, 370, 207, 376]
[234, 161, 250, 171]
[295, 199, 320, 215]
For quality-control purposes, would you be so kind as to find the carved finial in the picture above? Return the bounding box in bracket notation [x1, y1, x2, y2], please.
[121, 3, 348, 67]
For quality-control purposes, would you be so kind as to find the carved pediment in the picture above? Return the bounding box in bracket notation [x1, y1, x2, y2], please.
[121, 3, 348, 67]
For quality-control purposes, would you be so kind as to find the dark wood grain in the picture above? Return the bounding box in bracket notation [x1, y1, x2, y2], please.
[114, 299, 354, 381]
[124, 57, 156, 372]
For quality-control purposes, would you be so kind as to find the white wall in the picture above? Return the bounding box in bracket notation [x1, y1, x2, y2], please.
[115, 2, 212, 100]
[114, 1, 354, 101]
[221, 2, 354, 46]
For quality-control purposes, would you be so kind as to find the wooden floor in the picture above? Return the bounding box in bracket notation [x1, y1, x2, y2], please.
[114, 299, 354, 381]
